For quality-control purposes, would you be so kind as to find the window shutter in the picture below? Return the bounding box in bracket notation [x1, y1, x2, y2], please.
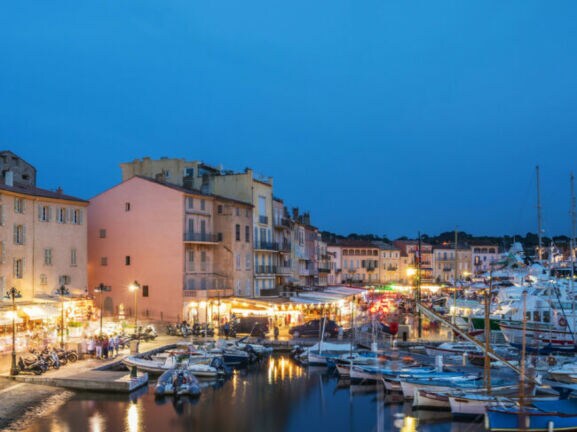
[13, 224, 17, 244]
[38, 205, 42, 220]
[78, 209, 83, 224]
[22, 225, 26, 244]
[48, 206, 52, 221]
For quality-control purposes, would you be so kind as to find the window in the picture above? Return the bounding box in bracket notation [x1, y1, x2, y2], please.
[186, 197, 193, 209]
[142, 285, 149, 297]
[40, 274, 48, 285]
[0, 205, 4, 225]
[39, 205, 51, 222]
[217, 232, 223, 241]
[70, 248, 77, 266]
[201, 251, 207, 271]
[246, 253, 251, 270]
[235, 207, 240, 217]
[236, 254, 241, 270]
[125, 256, 131, 266]
[125, 202, 131, 211]
[59, 275, 71, 285]
[14, 198, 24, 214]
[217, 205, 223, 214]
[200, 199, 206, 211]
[72, 209, 83, 224]
[57, 208, 67, 223]
[245, 208, 249, 218]
[44, 248, 53, 266]
[245, 225, 250, 243]
[13, 224, 25, 245]
[14, 258, 24, 278]
[99, 229, 106, 238]
[235, 224, 241, 241]
[162, 169, 170, 178]
[100, 257, 108, 266]
[184, 167, 194, 177]
[187, 250, 195, 270]
[0, 241, 5, 263]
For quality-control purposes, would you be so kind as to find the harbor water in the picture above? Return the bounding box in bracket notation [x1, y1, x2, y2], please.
[19, 355, 484, 432]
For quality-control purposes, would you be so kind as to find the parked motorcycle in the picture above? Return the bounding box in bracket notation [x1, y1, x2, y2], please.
[18, 356, 45, 375]
[192, 323, 214, 338]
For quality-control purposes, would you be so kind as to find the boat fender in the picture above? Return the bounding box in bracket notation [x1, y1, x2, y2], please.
[547, 355, 557, 366]
[559, 317, 568, 327]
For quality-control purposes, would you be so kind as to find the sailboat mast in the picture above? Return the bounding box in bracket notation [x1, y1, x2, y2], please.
[453, 228, 458, 341]
[536, 165, 543, 262]
[484, 268, 492, 393]
[417, 232, 422, 339]
[571, 172, 576, 289]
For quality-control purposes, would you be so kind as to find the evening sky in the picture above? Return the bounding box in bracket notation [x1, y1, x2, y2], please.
[1, 1, 577, 238]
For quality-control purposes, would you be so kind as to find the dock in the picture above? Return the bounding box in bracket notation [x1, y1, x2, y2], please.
[12, 370, 148, 393]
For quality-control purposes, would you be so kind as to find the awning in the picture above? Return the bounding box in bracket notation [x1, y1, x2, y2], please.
[20, 305, 61, 320]
[0, 311, 23, 326]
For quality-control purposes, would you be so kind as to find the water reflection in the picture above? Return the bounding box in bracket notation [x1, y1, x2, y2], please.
[20, 356, 484, 432]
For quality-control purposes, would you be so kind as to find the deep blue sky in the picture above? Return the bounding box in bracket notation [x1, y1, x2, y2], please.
[2, 1, 577, 239]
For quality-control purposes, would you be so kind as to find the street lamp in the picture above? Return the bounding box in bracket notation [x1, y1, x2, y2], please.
[95, 283, 111, 336]
[57, 285, 70, 348]
[129, 281, 140, 335]
[6, 287, 22, 376]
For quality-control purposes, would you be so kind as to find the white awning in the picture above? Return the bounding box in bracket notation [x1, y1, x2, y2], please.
[0, 311, 23, 326]
[20, 305, 61, 320]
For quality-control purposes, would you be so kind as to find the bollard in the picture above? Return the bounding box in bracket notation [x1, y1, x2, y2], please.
[130, 365, 137, 379]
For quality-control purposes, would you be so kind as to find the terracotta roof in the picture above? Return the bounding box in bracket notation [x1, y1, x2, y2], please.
[0, 183, 88, 203]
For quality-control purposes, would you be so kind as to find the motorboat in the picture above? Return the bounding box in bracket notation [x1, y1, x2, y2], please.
[155, 369, 201, 397]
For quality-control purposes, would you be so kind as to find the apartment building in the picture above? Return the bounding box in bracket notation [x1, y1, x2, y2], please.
[329, 240, 380, 285]
[471, 244, 500, 274]
[432, 246, 472, 283]
[373, 242, 401, 283]
[0, 153, 87, 302]
[121, 158, 277, 297]
[88, 176, 253, 323]
[393, 240, 434, 283]
[272, 199, 293, 293]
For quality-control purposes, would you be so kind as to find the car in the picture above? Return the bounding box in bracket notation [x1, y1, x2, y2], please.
[288, 319, 340, 339]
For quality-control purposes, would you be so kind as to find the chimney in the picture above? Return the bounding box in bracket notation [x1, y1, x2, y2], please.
[56, 187, 63, 195]
[292, 207, 299, 220]
[4, 171, 13, 186]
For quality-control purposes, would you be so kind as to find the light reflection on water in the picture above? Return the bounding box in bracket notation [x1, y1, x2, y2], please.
[20, 356, 484, 432]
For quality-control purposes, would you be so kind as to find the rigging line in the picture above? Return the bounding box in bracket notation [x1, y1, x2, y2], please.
[553, 282, 575, 341]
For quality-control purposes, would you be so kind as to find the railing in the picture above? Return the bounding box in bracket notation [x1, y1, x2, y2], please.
[259, 287, 280, 297]
[254, 241, 278, 251]
[387, 266, 398, 271]
[258, 215, 268, 225]
[183, 232, 220, 243]
[278, 242, 291, 252]
[183, 288, 233, 298]
[277, 266, 292, 274]
[255, 265, 277, 274]
[318, 266, 331, 273]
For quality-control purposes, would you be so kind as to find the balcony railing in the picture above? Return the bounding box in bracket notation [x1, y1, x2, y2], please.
[183, 232, 220, 243]
[318, 266, 331, 273]
[254, 241, 278, 251]
[274, 218, 291, 229]
[255, 265, 277, 274]
[277, 266, 292, 275]
[258, 215, 269, 225]
[277, 242, 291, 253]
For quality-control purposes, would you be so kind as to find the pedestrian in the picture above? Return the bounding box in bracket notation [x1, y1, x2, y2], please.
[109, 335, 116, 358]
[87, 336, 95, 358]
[274, 325, 279, 340]
[102, 336, 109, 359]
[95, 337, 102, 359]
[223, 321, 230, 339]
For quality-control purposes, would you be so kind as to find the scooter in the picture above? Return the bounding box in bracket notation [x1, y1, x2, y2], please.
[18, 356, 45, 375]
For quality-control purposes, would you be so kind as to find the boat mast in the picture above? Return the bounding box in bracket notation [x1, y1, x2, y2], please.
[417, 232, 422, 339]
[484, 267, 492, 394]
[452, 228, 458, 341]
[570, 172, 576, 344]
[536, 165, 543, 262]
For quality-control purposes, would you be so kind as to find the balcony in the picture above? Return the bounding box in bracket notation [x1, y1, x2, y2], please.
[387, 266, 398, 271]
[254, 241, 278, 251]
[258, 215, 269, 225]
[318, 266, 331, 273]
[274, 218, 291, 229]
[277, 241, 291, 253]
[255, 265, 277, 274]
[183, 232, 220, 244]
[259, 287, 280, 297]
[277, 266, 292, 275]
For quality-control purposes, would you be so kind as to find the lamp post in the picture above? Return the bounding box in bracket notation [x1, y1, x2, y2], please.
[57, 285, 69, 348]
[95, 283, 110, 336]
[129, 281, 140, 335]
[6, 287, 21, 376]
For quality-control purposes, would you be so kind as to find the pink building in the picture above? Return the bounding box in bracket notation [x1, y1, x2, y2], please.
[88, 176, 252, 324]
